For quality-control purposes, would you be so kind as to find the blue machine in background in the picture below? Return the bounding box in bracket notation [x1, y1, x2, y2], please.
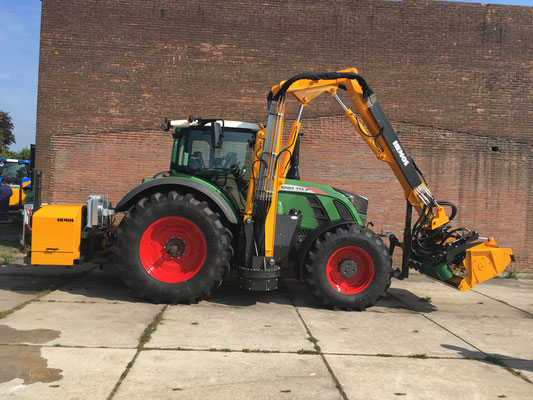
[0, 158, 31, 208]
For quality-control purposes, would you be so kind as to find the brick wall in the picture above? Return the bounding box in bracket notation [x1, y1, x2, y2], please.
[37, 0, 533, 271]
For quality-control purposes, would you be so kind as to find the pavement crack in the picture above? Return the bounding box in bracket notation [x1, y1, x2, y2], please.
[283, 283, 348, 400]
[138, 305, 167, 349]
[0, 267, 97, 320]
[471, 289, 533, 318]
[36, 299, 100, 304]
[388, 290, 533, 385]
[107, 304, 167, 400]
[321, 352, 469, 360]
[0, 343, 137, 350]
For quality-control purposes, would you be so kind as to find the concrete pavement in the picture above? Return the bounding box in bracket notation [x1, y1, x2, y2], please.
[0, 263, 531, 399]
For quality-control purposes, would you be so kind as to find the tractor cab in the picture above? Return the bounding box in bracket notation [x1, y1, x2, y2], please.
[166, 119, 260, 210]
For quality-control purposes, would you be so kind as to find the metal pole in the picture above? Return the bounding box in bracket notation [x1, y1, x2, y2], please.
[401, 201, 412, 279]
[34, 171, 42, 213]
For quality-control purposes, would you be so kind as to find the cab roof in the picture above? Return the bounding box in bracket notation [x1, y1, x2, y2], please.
[170, 120, 260, 132]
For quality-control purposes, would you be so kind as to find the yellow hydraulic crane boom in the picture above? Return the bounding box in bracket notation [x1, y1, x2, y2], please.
[244, 68, 513, 291]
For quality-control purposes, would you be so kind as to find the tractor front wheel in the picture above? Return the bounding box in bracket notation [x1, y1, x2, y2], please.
[116, 192, 232, 303]
[303, 225, 391, 311]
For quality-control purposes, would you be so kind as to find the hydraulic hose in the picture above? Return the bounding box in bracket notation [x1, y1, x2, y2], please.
[267, 72, 374, 103]
[437, 200, 457, 222]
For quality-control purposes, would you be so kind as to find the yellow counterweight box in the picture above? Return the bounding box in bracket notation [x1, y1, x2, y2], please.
[31, 204, 85, 265]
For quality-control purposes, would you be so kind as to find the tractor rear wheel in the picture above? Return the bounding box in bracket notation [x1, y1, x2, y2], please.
[303, 225, 391, 311]
[116, 191, 233, 303]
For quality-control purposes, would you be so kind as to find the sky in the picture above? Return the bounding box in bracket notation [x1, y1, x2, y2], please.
[0, 0, 532, 152]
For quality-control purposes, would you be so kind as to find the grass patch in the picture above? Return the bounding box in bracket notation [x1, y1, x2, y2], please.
[52, 343, 62, 347]
[297, 349, 316, 355]
[508, 271, 518, 280]
[191, 322, 199, 325]
[419, 296, 432, 303]
[241, 348, 279, 354]
[1, 254, 14, 265]
[306, 335, 321, 353]
[376, 353, 394, 357]
[207, 347, 234, 352]
[0, 227, 26, 265]
[0, 309, 13, 319]
[409, 353, 428, 359]
[138, 305, 167, 348]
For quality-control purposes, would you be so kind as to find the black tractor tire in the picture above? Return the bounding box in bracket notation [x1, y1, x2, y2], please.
[303, 224, 391, 311]
[116, 191, 233, 304]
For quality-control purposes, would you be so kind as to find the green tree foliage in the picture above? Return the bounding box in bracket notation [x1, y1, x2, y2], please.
[15, 147, 31, 160]
[0, 111, 16, 151]
[0, 146, 30, 160]
[0, 111, 30, 160]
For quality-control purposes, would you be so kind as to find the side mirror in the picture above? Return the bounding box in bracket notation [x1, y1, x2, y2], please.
[161, 117, 171, 132]
[211, 122, 224, 148]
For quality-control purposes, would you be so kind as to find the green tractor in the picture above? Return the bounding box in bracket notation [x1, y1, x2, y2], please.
[114, 118, 391, 311]
[111, 70, 512, 311]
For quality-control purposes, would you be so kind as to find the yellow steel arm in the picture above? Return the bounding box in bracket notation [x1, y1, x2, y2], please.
[270, 68, 442, 217]
[244, 68, 512, 290]
[245, 68, 449, 241]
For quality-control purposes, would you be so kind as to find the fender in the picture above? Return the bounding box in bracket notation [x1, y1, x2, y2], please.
[295, 219, 358, 280]
[114, 177, 239, 224]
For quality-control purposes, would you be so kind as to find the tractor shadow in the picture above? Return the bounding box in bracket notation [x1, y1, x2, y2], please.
[49, 265, 145, 303]
[206, 278, 419, 313]
[2, 263, 427, 313]
[385, 287, 438, 313]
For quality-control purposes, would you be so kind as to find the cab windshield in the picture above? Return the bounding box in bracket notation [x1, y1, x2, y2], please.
[0, 161, 29, 185]
[174, 128, 254, 174]
[172, 128, 255, 209]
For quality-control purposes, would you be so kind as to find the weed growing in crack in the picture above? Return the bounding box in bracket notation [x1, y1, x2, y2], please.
[138, 305, 167, 348]
[297, 349, 316, 355]
[409, 353, 428, 359]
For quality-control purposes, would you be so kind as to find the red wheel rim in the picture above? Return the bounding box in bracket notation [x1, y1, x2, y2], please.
[139, 216, 207, 283]
[326, 246, 374, 294]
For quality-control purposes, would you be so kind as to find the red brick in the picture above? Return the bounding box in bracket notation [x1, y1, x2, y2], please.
[36, 0, 533, 272]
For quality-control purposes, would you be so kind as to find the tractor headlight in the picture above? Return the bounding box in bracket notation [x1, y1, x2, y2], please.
[333, 188, 368, 224]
